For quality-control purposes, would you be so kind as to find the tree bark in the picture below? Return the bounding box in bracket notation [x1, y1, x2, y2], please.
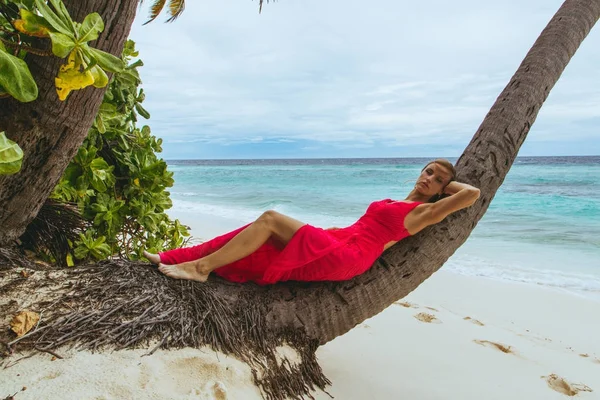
[0, 0, 138, 245]
[247, 0, 598, 345]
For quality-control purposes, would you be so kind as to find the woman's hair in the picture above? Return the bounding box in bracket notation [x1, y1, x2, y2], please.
[423, 158, 456, 203]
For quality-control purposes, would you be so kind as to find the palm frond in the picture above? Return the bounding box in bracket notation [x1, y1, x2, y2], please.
[166, 0, 185, 23]
[142, 0, 269, 24]
[258, 0, 274, 14]
[143, 0, 167, 25]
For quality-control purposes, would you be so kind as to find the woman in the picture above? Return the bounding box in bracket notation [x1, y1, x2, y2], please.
[145, 159, 480, 285]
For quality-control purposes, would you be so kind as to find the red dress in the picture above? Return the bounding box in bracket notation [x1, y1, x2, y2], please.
[159, 199, 422, 285]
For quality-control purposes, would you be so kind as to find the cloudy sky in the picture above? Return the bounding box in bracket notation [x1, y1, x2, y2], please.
[128, 0, 600, 160]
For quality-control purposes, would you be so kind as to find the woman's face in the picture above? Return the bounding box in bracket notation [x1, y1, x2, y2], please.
[415, 162, 453, 196]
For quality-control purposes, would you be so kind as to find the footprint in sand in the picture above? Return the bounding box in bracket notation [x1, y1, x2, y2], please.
[576, 353, 600, 365]
[414, 312, 440, 324]
[473, 340, 515, 354]
[213, 381, 228, 400]
[463, 316, 485, 326]
[395, 301, 418, 308]
[543, 374, 593, 396]
[43, 371, 61, 381]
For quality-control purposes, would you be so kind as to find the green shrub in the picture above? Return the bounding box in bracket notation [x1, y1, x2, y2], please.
[52, 40, 189, 263]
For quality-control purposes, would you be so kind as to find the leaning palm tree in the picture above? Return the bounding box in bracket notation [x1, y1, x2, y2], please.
[251, 0, 600, 344]
[1, 0, 599, 398]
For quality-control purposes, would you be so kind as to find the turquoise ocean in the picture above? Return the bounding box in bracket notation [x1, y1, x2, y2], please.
[167, 157, 600, 300]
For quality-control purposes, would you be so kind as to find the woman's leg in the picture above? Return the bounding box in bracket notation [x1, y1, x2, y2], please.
[158, 210, 305, 282]
[145, 224, 251, 265]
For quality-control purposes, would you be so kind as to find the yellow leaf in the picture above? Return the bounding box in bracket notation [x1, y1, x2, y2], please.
[55, 51, 95, 101]
[133, 178, 140, 186]
[10, 310, 40, 337]
[13, 9, 52, 38]
[66, 253, 74, 267]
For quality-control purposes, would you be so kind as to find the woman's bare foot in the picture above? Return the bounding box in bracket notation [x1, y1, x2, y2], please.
[158, 261, 209, 282]
[143, 250, 161, 265]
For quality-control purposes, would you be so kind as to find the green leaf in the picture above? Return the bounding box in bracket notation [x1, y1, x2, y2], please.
[48, 31, 76, 58]
[90, 64, 108, 88]
[78, 13, 104, 43]
[87, 47, 124, 73]
[73, 245, 88, 260]
[62, 163, 82, 185]
[18, 0, 36, 9]
[34, 0, 72, 35]
[48, 0, 77, 35]
[75, 175, 89, 191]
[116, 69, 140, 86]
[91, 242, 111, 259]
[93, 235, 105, 245]
[88, 158, 115, 192]
[90, 157, 110, 171]
[0, 49, 38, 102]
[90, 203, 107, 213]
[128, 59, 144, 69]
[0, 132, 24, 175]
[136, 89, 145, 103]
[95, 114, 106, 133]
[135, 103, 150, 119]
[123, 39, 139, 58]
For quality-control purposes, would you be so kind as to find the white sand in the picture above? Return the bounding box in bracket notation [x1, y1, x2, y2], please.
[315, 270, 599, 400]
[2, 270, 598, 399]
[1, 345, 259, 399]
[2, 212, 599, 399]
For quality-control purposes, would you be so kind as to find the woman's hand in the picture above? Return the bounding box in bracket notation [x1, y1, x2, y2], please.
[443, 181, 479, 196]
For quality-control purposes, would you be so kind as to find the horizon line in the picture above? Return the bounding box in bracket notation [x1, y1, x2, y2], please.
[165, 154, 600, 162]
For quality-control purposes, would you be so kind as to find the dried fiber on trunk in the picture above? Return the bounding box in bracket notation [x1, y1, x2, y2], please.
[2, 260, 331, 400]
[19, 200, 88, 268]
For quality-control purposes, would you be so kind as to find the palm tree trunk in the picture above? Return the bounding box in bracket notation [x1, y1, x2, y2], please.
[0, 0, 138, 246]
[253, 0, 600, 344]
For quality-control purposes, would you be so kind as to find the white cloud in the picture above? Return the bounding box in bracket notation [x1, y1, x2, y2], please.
[129, 0, 600, 157]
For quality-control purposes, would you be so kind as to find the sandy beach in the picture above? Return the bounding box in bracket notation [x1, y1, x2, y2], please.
[1, 212, 598, 400]
[316, 270, 599, 400]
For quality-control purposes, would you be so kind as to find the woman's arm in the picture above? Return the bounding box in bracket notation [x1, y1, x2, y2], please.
[428, 181, 480, 223]
[443, 181, 477, 196]
[404, 181, 480, 235]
